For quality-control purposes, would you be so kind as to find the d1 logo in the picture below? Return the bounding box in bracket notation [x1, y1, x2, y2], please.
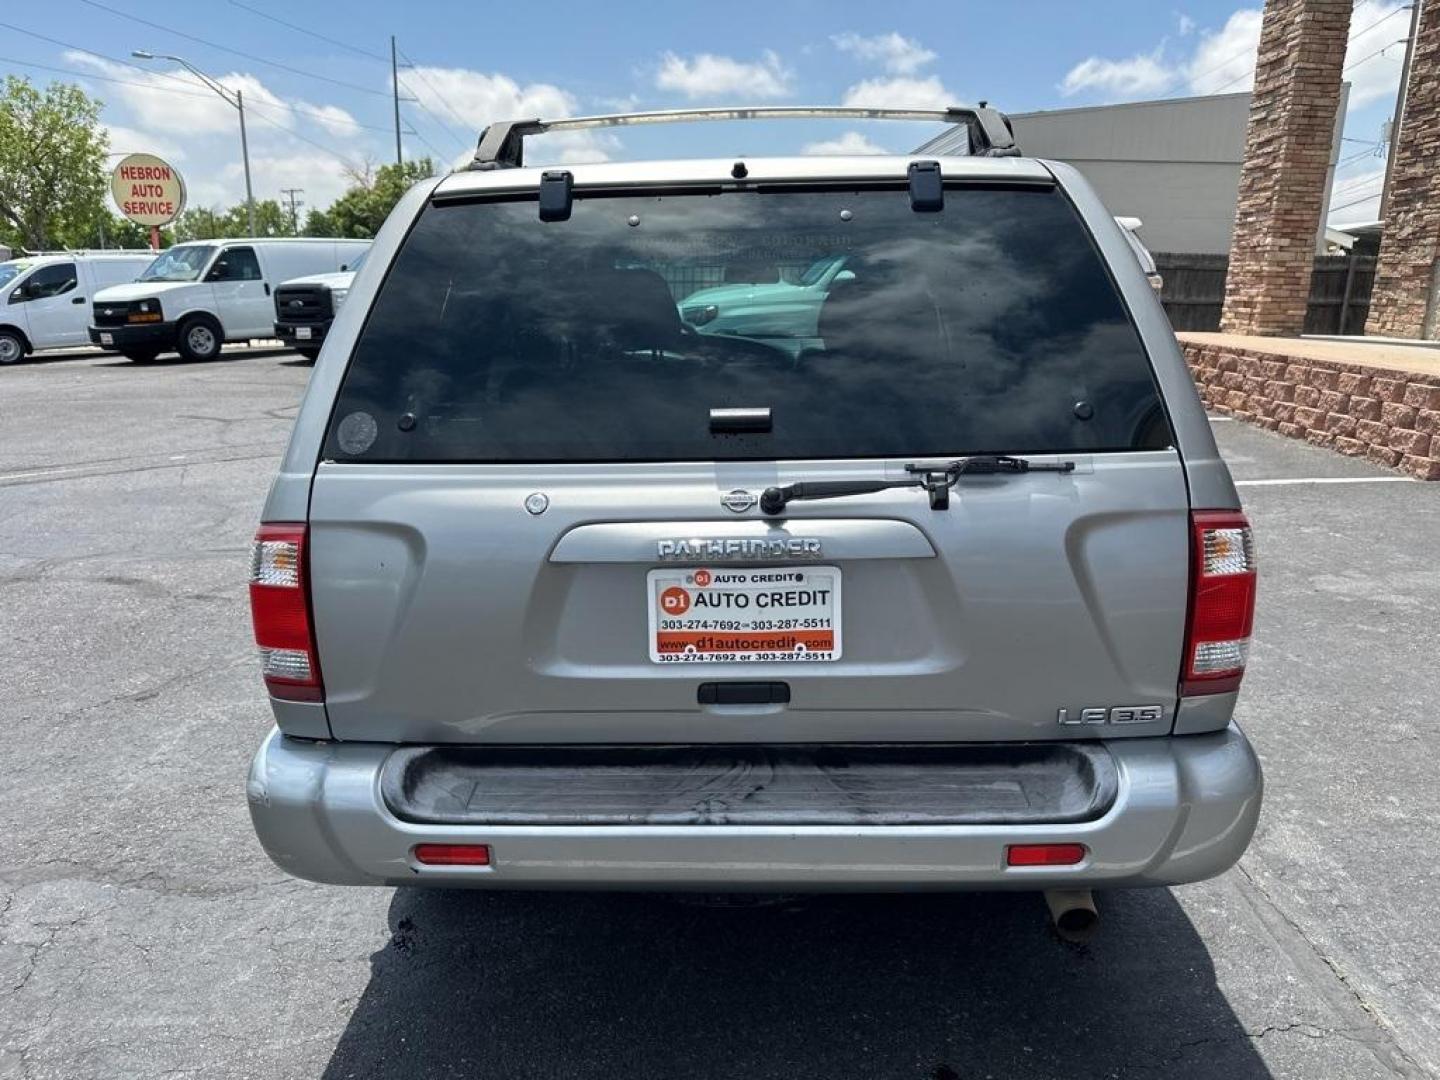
[659, 586, 691, 615]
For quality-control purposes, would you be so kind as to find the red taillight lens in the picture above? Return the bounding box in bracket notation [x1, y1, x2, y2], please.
[413, 844, 491, 866]
[1183, 510, 1257, 696]
[1007, 843, 1087, 866]
[248, 523, 323, 702]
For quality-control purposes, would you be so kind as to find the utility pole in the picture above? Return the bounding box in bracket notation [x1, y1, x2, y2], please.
[237, 89, 255, 235]
[391, 35, 403, 165]
[133, 51, 255, 235]
[280, 188, 305, 235]
[1380, 0, 1424, 219]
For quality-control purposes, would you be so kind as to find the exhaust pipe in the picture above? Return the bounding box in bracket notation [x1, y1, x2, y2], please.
[1044, 889, 1099, 944]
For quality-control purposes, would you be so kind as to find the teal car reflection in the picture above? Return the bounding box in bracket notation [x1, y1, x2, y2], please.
[678, 256, 854, 348]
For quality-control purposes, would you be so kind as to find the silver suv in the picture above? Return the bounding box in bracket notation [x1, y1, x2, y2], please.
[246, 107, 1260, 931]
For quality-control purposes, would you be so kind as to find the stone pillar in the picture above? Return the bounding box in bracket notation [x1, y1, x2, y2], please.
[1220, 0, 1352, 337]
[1367, 0, 1440, 338]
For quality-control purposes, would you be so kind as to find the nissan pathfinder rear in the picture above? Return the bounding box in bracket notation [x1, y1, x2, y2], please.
[245, 107, 1261, 929]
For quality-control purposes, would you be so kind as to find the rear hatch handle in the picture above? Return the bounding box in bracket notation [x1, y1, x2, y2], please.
[760, 455, 1075, 515]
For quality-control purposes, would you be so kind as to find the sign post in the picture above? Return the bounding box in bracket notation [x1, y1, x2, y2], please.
[110, 154, 186, 250]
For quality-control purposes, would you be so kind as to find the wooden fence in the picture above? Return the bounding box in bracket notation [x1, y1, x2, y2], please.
[1154, 252, 1377, 334]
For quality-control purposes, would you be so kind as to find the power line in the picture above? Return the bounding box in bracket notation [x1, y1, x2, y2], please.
[396, 47, 473, 139]
[1191, 3, 1413, 95]
[0, 19, 401, 133]
[1347, 4, 1412, 48]
[1342, 37, 1408, 74]
[216, 0, 475, 154]
[1329, 190, 1385, 215]
[404, 124, 451, 163]
[396, 77, 469, 152]
[225, 0, 389, 62]
[77, 0, 393, 98]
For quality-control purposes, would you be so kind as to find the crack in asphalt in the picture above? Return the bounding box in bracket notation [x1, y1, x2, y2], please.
[1233, 861, 1431, 1078]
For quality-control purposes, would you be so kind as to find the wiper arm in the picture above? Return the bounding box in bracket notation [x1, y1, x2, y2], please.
[760, 455, 1075, 515]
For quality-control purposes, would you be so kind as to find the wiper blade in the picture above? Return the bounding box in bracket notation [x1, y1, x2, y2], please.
[905, 454, 1077, 477]
[760, 455, 1075, 515]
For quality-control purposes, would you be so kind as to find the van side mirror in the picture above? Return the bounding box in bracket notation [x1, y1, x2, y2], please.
[339, 264, 348, 272]
[8, 285, 25, 304]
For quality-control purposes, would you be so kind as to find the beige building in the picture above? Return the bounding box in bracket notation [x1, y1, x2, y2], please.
[917, 91, 1347, 255]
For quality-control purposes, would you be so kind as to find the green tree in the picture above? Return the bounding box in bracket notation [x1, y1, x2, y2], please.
[70, 210, 165, 250]
[324, 157, 436, 238]
[173, 206, 227, 242]
[302, 207, 337, 237]
[221, 198, 291, 237]
[0, 76, 108, 250]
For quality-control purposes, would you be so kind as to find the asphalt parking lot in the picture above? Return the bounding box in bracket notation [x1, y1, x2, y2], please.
[1, 348, 1438, 1080]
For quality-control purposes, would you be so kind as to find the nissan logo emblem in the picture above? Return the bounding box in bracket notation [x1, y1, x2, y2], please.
[721, 489, 758, 513]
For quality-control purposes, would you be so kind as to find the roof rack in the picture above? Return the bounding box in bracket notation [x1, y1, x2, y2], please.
[468, 105, 1019, 170]
[12, 249, 156, 257]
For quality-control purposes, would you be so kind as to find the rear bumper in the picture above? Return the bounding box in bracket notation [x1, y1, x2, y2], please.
[273, 319, 330, 348]
[88, 322, 175, 348]
[246, 726, 1262, 890]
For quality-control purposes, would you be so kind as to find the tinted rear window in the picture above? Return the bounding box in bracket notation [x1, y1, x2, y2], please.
[324, 185, 1168, 463]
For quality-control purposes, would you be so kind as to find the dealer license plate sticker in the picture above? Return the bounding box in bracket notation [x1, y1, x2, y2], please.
[295, 326, 312, 340]
[647, 566, 841, 663]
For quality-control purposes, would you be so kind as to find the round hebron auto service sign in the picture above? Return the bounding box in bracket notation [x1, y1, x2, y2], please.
[111, 154, 186, 227]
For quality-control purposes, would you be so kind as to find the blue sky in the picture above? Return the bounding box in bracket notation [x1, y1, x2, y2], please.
[0, 0, 1412, 223]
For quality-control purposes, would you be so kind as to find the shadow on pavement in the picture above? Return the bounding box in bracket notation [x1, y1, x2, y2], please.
[322, 887, 1270, 1080]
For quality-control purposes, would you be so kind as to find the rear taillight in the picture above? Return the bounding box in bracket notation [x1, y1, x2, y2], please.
[248, 523, 323, 702]
[1183, 510, 1256, 696]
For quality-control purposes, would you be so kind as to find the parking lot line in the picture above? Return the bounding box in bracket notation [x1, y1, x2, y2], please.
[1234, 476, 1416, 487]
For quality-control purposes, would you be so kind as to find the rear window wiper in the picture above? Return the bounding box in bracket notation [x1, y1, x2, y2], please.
[760, 455, 1075, 515]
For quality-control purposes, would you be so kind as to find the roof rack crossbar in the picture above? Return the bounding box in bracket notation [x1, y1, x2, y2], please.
[469, 105, 1018, 170]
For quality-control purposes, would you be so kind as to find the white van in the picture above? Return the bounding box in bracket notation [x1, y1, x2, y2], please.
[89, 238, 369, 362]
[0, 252, 155, 364]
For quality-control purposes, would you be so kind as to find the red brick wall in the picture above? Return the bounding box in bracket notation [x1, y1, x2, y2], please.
[1220, 0, 1352, 337]
[1182, 339, 1440, 478]
[1367, 0, 1440, 338]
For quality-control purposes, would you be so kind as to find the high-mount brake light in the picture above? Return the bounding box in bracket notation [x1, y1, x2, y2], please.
[248, 524, 323, 702]
[1183, 510, 1257, 696]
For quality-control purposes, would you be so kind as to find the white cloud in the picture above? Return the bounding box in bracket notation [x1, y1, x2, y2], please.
[1178, 13, 1198, 35]
[1060, 51, 1173, 98]
[1186, 9, 1263, 94]
[65, 51, 294, 134]
[102, 124, 186, 162]
[1328, 165, 1385, 224]
[654, 51, 792, 100]
[840, 75, 954, 110]
[1062, 3, 1409, 110]
[400, 66, 616, 163]
[303, 103, 360, 138]
[832, 32, 937, 75]
[802, 130, 888, 155]
[1343, 0, 1410, 107]
[216, 152, 353, 214]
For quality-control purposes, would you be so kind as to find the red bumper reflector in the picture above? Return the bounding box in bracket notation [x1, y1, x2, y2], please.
[1006, 843, 1086, 867]
[413, 843, 492, 866]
